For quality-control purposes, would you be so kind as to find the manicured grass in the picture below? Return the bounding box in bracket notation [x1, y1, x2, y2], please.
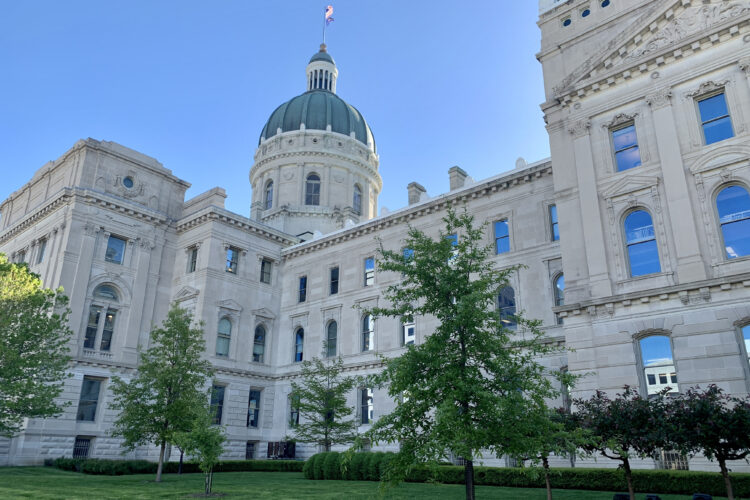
[0, 467, 730, 499]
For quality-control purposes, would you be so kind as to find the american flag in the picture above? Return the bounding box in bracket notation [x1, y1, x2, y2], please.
[325, 5, 334, 25]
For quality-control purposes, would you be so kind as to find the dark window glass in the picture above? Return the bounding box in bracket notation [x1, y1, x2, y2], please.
[260, 258, 272, 283]
[326, 321, 337, 357]
[364, 257, 374, 286]
[247, 390, 261, 428]
[353, 184, 362, 214]
[105, 236, 126, 264]
[330, 267, 339, 295]
[601, 0, 610, 6]
[210, 385, 225, 425]
[245, 441, 256, 459]
[402, 320, 415, 346]
[94, 285, 119, 301]
[612, 124, 641, 171]
[123, 177, 134, 188]
[360, 388, 374, 424]
[294, 328, 304, 362]
[670, 373, 677, 384]
[226, 247, 239, 274]
[494, 220, 510, 254]
[77, 378, 102, 421]
[265, 181, 273, 210]
[625, 210, 660, 277]
[216, 318, 231, 357]
[698, 93, 733, 145]
[84, 306, 101, 349]
[99, 309, 117, 351]
[716, 185, 750, 259]
[498, 286, 517, 331]
[305, 174, 321, 205]
[562, 18, 571, 27]
[289, 394, 300, 427]
[581, 8, 590, 17]
[253, 325, 265, 363]
[554, 274, 565, 307]
[37, 239, 47, 264]
[298, 276, 307, 302]
[659, 373, 668, 384]
[73, 437, 91, 458]
[187, 247, 198, 273]
[549, 205, 559, 241]
[362, 314, 373, 352]
[647, 374, 656, 385]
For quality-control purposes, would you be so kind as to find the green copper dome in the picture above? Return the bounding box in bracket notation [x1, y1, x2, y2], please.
[259, 90, 375, 151]
[309, 51, 334, 64]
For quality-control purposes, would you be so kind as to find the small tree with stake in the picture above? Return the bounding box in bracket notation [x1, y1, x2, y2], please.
[667, 385, 750, 500]
[173, 404, 226, 496]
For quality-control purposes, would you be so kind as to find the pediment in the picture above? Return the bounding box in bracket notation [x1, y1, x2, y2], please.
[217, 299, 243, 312]
[173, 286, 200, 302]
[689, 145, 750, 175]
[601, 175, 659, 200]
[252, 307, 276, 320]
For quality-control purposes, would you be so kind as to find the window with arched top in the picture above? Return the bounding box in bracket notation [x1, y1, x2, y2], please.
[85, 284, 120, 352]
[253, 325, 266, 363]
[326, 321, 337, 358]
[294, 328, 304, 362]
[362, 314, 373, 352]
[353, 184, 362, 214]
[639, 335, 677, 395]
[94, 285, 119, 301]
[553, 274, 564, 307]
[624, 210, 660, 277]
[716, 185, 750, 259]
[216, 318, 231, 357]
[265, 181, 273, 210]
[305, 174, 321, 206]
[498, 286, 517, 331]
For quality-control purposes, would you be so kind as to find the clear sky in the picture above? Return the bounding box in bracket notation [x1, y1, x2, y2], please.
[0, 1, 550, 218]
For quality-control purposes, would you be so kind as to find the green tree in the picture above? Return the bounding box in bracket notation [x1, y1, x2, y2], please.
[290, 356, 357, 452]
[363, 210, 562, 500]
[668, 385, 750, 500]
[173, 404, 226, 495]
[110, 304, 213, 482]
[0, 254, 72, 436]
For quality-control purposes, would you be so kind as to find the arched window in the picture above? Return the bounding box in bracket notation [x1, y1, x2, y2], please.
[264, 181, 273, 210]
[639, 335, 677, 395]
[498, 286, 517, 331]
[742, 324, 750, 367]
[294, 328, 304, 362]
[216, 318, 231, 357]
[624, 210, 660, 277]
[253, 325, 266, 363]
[716, 185, 750, 259]
[353, 184, 362, 214]
[553, 274, 565, 306]
[305, 174, 321, 206]
[85, 284, 120, 352]
[362, 314, 373, 352]
[326, 321, 337, 357]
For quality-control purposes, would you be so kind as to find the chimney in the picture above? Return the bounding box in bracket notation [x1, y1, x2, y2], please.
[407, 182, 426, 205]
[449, 166, 468, 190]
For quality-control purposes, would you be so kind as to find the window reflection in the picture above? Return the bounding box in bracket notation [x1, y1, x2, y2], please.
[716, 185, 750, 259]
[640, 335, 677, 395]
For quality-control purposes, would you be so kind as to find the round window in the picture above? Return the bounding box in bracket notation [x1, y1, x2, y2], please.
[601, 0, 610, 7]
[123, 176, 134, 188]
[562, 18, 572, 27]
[581, 9, 591, 17]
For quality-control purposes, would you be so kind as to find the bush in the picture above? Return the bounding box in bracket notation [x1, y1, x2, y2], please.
[349, 453, 366, 481]
[322, 452, 341, 480]
[51, 458, 302, 476]
[303, 454, 316, 480]
[313, 452, 328, 480]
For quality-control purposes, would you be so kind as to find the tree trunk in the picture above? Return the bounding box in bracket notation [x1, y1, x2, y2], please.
[178, 450, 183, 475]
[205, 468, 213, 495]
[464, 458, 475, 500]
[156, 440, 166, 483]
[542, 456, 552, 500]
[622, 458, 634, 500]
[719, 458, 734, 500]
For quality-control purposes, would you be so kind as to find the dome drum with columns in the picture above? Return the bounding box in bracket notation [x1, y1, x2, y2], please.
[250, 44, 381, 239]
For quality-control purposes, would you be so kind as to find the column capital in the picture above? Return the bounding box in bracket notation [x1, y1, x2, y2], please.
[645, 87, 672, 110]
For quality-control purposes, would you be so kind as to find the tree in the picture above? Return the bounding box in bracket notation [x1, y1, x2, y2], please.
[363, 210, 562, 500]
[290, 356, 357, 452]
[110, 304, 213, 482]
[667, 385, 750, 500]
[173, 404, 226, 495]
[0, 254, 72, 436]
[574, 386, 670, 500]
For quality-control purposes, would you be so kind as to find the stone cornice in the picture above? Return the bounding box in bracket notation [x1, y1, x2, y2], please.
[176, 205, 299, 246]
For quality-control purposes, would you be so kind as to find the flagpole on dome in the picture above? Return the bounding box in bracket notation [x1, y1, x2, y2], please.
[322, 5, 334, 46]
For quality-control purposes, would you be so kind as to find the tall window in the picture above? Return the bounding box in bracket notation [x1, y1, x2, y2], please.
[612, 123, 642, 171]
[494, 220, 510, 254]
[363, 257, 374, 286]
[353, 184, 362, 214]
[742, 325, 750, 366]
[640, 335, 677, 395]
[326, 321, 337, 358]
[37, 238, 47, 264]
[260, 258, 272, 284]
[716, 185, 750, 259]
[624, 210, 660, 277]
[210, 385, 225, 425]
[402, 319, 415, 346]
[305, 174, 321, 205]
[294, 328, 304, 362]
[698, 92, 734, 145]
[216, 318, 231, 357]
[362, 314, 374, 352]
[330, 267, 339, 295]
[73, 437, 92, 458]
[247, 390, 261, 428]
[265, 181, 273, 210]
[498, 286, 517, 331]
[85, 285, 119, 351]
[298, 276, 307, 302]
[360, 388, 374, 425]
[77, 377, 102, 421]
[245, 441, 257, 459]
[187, 247, 198, 273]
[553, 274, 565, 307]
[549, 205, 559, 241]
[105, 235, 126, 264]
[289, 393, 300, 427]
[226, 246, 239, 274]
[253, 325, 266, 363]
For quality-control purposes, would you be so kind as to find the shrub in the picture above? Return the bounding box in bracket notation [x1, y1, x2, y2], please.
[322, 452, 341, 480]
[303, 455, 316, 480]
[313, 452, 328, 480]
[349, 453, 366, 481]
[51, 458, 302, 476]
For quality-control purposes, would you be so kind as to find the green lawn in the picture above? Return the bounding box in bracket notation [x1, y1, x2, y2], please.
[0, 467, 729, 499]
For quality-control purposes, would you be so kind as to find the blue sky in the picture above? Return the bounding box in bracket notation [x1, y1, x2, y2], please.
[0, 1, 550, 217]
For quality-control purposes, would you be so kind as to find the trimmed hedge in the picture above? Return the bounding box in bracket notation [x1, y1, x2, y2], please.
[51, 458, 303, 476]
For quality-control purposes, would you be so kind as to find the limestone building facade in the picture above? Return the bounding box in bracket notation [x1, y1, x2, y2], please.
[1, 0, 749, 471]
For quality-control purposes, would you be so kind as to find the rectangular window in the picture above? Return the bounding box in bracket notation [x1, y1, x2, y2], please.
[647, 373, 656, 385]
[670, 373, 677, 384]
[659, 373, 668, 384]
[298, 276, 307, 302]
[247, 389, 261, 428]
[77, 377, 102, 421]
[402, 320, 415, 346]
[99, 309, 117, 351]
[363, 257, 374, 286]
[612, 123, 642, 171]
[260, 258, 272, 284]
[210, 385, 225, 425]
[330, 266, 339, 295]
[105, 236, 126, 264]
[245, 441, 257, 460]
[289, 394, 300, 427]
[698, 92, 733, 145]
[16, 251, 26, 263]
[360, 388, 374, 425]
[446, 233, 459, 259]
[73, 437, 92, 459]
[549, 205, 559, 242]
[187, 247, 198, 273]
[494, 221, 509, 254]
[84, 306, 101, 349]
[37, 239, 47, 264]
[225, 247, 239, 274]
